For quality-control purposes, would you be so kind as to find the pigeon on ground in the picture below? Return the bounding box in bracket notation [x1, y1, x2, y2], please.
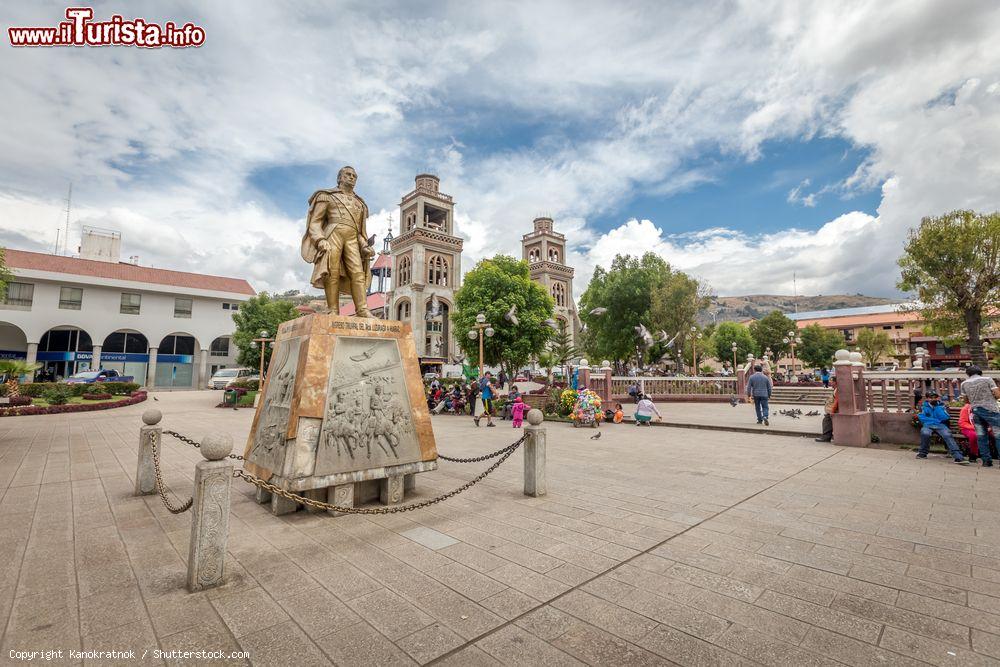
[589, 307, 608, 316]
[152, 396, 159, 401]
[729, 395, 739, 407]
[796, 394, 807, 401]
[590, 431, 602, 440]
[504, 304, 519, 326]
[805, 410, 820, 416]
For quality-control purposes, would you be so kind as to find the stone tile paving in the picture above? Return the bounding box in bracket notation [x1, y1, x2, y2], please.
[1, 391, 998, 665]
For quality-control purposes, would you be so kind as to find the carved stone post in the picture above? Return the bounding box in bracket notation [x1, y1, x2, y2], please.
[134, 409, 161, 496]
[524, 409, 546, 497]
[187, 434, 234, 592]
[831, 349, 872, 447]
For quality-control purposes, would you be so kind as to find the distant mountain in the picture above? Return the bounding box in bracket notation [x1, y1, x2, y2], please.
[706, 294, 900, 323]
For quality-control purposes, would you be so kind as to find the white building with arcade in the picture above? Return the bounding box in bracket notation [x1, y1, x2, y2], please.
[1, 228, 254, 389]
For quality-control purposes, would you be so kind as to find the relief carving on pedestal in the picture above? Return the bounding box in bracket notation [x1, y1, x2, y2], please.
[248, 337, 302, 473]
[314, 337, 420, 476]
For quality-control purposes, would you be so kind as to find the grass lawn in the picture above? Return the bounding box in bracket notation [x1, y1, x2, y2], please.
[30, 395, 124, 408]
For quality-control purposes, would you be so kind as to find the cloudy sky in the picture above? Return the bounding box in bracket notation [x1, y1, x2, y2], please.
[3, 0, 999, 300]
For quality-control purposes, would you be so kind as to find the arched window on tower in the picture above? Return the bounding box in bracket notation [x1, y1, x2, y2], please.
[427, 255, 449, 286]
[551, 282, 566, 307]
[548, 247, 560, 263]
[405, 213, 416, 231]
[397, 256, 411, 286]
[396, 300, 411, 321]
[528, 248, 539, 263]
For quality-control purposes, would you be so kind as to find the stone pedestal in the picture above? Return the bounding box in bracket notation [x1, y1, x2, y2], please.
[832, 413, 873, 447]
[187, 458, 233, 592]
[134, 414, 160, 496]
[243, 313, 438, 515]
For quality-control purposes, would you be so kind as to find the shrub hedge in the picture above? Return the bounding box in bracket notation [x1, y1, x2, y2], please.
[19, 381, 140, 397]
[0, 390, 147, 417]
[226, 378, 261, 390]
[82, 392, 113, 400]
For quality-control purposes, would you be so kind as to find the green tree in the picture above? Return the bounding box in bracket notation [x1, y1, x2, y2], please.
[854, 327, 895, 368]
[578, 253, 672, 366]
[710, 322, 757, 369]
[988, 340, 1000, 370]
[898, 210, 1000, 365]
[650, 271, 711, 368]
[749, 311, 797, 359]
[453, 255, 554, 378]
[797, 324, 845, 370]
[548, 320, 577, 376]
[232, 293, 301, 371]
[0, 248, 12, 302]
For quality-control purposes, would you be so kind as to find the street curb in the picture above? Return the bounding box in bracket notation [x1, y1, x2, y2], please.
[622, 417, 818, 438]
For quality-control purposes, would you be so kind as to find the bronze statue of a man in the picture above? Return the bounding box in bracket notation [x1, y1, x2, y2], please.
[301, 166, 376, 316]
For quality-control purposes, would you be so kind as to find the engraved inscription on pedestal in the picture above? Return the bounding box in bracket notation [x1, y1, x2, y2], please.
[248, 337, 302, 473]
[314, 337, 420, 476]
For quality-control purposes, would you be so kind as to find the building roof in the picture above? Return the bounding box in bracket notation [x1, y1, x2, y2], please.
[787, 303, 911, 321]
[793, 309, 924, 329]
[340, 292, 388, 316]
[6, 249, 255, 296]
[371, 253, 391, 271]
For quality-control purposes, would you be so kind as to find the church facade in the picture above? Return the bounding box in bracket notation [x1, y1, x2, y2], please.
[386, 175, 463, 370]
[521, 217, 579, 346]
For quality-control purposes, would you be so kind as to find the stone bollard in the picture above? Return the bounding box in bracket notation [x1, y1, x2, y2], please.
[134, 409, 162, 496]
[187, 434, 234, 592]
[523, 409, 547, 497]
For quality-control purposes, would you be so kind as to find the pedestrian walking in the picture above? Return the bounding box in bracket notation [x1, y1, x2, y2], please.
[745, 364, 772, 425]
[475, 374, 496, 427]
[960, 366, 1000, 467]
[820, 367, 830, 388]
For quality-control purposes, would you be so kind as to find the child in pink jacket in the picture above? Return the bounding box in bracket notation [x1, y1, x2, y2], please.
[511, 396, 528, 428]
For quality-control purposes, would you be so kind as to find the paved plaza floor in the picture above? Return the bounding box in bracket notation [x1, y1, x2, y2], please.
[2, 391, 999, 665]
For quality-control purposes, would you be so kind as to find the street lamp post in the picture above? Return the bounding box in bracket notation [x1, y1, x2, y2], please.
[783, 330, 802, 377]
[251, 329, 275, 391]
[689, 326, 703, 376]
[731, 342, 738, 374]
[466, 313, 495, 378]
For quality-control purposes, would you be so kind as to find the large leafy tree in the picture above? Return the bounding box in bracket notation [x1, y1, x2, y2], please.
[232, 293, 301, 371]
[578, 253, 672, 366]
[710, 321, 757, 368]
[453, 255, 554, 378]
[898, 210, 1000, 365]
[854, 327, 895, 368]
[650, 271, 711, 368]
[797, 323, 845, 370]
[749, 310, 797, 359]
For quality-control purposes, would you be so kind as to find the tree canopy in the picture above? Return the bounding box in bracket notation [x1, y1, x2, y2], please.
[650, 270, 712, 368]
[232, 293, 301, 370]
[710, 321, 757, 368]
[898, 210, 1000, 365]
[797, 323, 845, 370]
[452, 255, 554, 377]
[854, 327, 895, 368]
[578, 253, 672, 365]
[748, 311, 797, 360]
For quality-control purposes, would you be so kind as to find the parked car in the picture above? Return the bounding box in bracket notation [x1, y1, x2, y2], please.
[209, 367, 253, 389]
[64, 369, 134, 384]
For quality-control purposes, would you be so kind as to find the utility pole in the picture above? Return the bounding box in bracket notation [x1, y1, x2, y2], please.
[64, 183, 72, 256]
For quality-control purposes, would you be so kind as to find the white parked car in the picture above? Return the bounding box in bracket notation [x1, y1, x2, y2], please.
[208, 367, 252, 389]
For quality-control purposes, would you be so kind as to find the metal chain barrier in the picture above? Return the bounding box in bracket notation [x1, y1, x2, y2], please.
[438, 440, 525, 463]
[232, 433, 528, 515]
[149, 431, 193, 514]
[164, 430, 244, 461]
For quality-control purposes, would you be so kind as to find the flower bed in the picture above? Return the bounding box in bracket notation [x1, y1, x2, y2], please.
[0, 390, 147, 417]
[82, 392, 113, 400]
[16, 381, 140, 397]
